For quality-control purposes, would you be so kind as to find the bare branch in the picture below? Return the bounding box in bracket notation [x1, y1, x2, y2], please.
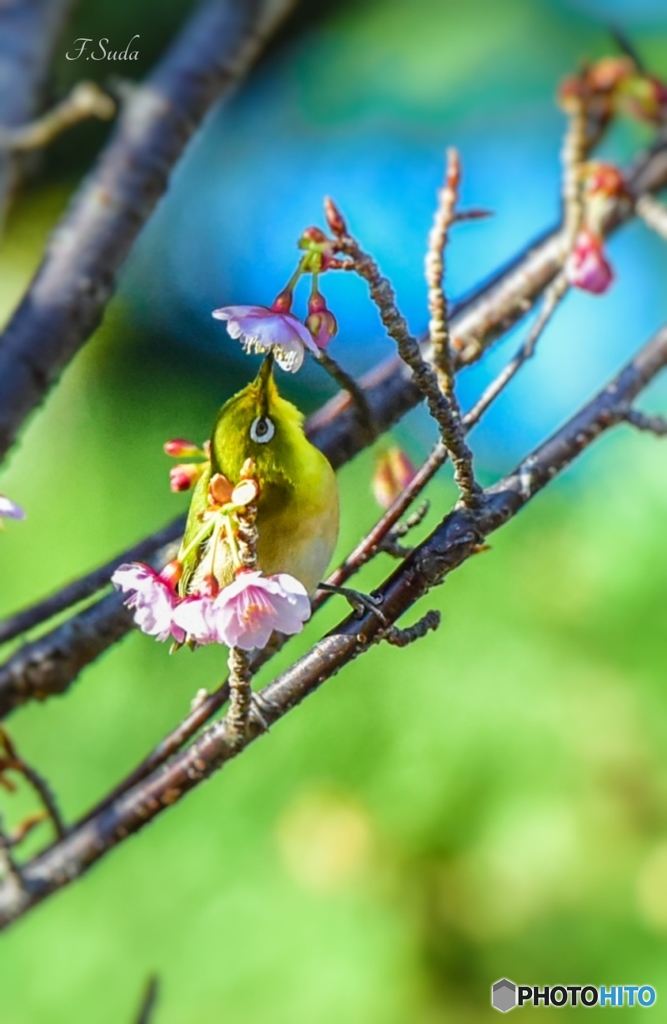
[0, 82, 115, 153]
[0, 727, 66, 839]
[134, 976, 159, 1024]
[623, 407, 667, 435]
[0, 518, 184, 648]
[316, 350, 377, 443]
[0, 815, 24, 892]
[329, 199, 483, 508]
[0, 538, 179, 718]
[0, 0, 297, 464]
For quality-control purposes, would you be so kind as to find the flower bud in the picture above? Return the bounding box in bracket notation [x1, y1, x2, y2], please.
[306, 288, 338, 349]
[565, 230, 614, 295]
[616, 72, 667, 123]
[299, 226, 328, 245]
[199, 574, 220, 598]
[271, 288, 294, 313]
[160, 559, 183, 591]
[170, 463, 204, 493]
[306, 310, 338, 349]
[587, 56, 635, 93]
[163, 438, 204, 458]
[583, 161, 627, 199]
[372, 446, 418, 509]
[324, 196, 347, 237]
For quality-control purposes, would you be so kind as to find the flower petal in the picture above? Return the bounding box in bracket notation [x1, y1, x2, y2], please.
[0, 495, 26, 521]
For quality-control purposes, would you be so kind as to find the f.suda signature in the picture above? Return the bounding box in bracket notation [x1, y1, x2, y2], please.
[66, 35, 139, 61]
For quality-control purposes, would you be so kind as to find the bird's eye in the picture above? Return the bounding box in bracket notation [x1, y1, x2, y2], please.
[250, 415, 275, 444]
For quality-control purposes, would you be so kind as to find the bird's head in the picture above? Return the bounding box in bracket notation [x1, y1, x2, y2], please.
[210, 354, 307, 488]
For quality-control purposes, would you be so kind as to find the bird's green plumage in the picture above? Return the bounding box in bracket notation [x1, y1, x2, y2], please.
[178, 357, 339, 596]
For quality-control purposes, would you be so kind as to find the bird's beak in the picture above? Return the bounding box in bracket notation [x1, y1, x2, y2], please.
[256, 352, 274, 394]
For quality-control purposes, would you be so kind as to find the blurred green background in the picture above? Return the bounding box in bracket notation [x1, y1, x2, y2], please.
[1, 0, 667, 1020]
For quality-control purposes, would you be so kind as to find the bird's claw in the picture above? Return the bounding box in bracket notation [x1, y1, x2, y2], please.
[249, 691, 278, 733]
[317, 582, 388, 626]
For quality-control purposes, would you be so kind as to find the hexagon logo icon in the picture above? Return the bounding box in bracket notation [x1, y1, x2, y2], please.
[492, 978, 517, 1012]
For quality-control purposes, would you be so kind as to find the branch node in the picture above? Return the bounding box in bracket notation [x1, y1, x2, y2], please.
[383, 610, 441, 647]
[623, 407, 667, 436]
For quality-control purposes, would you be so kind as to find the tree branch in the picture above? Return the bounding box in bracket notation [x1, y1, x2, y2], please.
[1, 323, 665, 931]
[0, 517, 184, 648]
[0, 0, 296, 463]
[0, 537, 179, 718]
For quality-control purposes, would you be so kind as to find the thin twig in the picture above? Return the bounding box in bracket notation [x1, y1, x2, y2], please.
[426, 147, 460, 398]
[384, 609, 441, 647]
[623, 407, 667, 435]
[0, 728, 66, 839]
[134, 975, 159, 1024]
[0, 815, 23, 890]
[328, 198, 484, 509]
[3, 324, 665, 930]
[317, 350, 376, 442]
[225, 498, 259, 737]
[226, 647, 253, 739]
[560, 95, 588, 252]
[423, 148, 482, 507]
[0, 82, 115, 153]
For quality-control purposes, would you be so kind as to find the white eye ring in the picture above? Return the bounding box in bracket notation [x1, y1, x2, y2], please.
[250, 415, 275, 444]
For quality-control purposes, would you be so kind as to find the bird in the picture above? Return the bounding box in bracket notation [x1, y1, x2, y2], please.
[177, 353, 339, 599]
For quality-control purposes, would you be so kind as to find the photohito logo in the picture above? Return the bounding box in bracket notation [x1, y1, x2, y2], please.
[491, 979, 657, 1011]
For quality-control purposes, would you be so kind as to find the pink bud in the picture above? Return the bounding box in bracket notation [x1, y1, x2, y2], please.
[301, 226, 328, 244]
[583, 162, 627, 199]
[170, 463, 204, 493]
[271, 289, 294, 313]
[199, 574, 220, 598]
[565, 231, 614, 295]
[160, 559, 183, 592]
[163, 438, 203, 458]
[324, 197, 347, 237]
[306, 310, 338, 349]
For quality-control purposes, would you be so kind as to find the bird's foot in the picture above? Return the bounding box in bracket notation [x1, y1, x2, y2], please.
[317, 582, 388, 626]
[248, 690, 279, 733]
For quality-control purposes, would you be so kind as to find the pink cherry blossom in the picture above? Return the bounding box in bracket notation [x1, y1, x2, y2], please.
[212, 305, 320, 372]
[171, 596, 218, 645]
[211, 570, 311, 651]
[111, 562, 184, 643]
[565, 231, 614, 294]
[0, 495, 26, 522]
